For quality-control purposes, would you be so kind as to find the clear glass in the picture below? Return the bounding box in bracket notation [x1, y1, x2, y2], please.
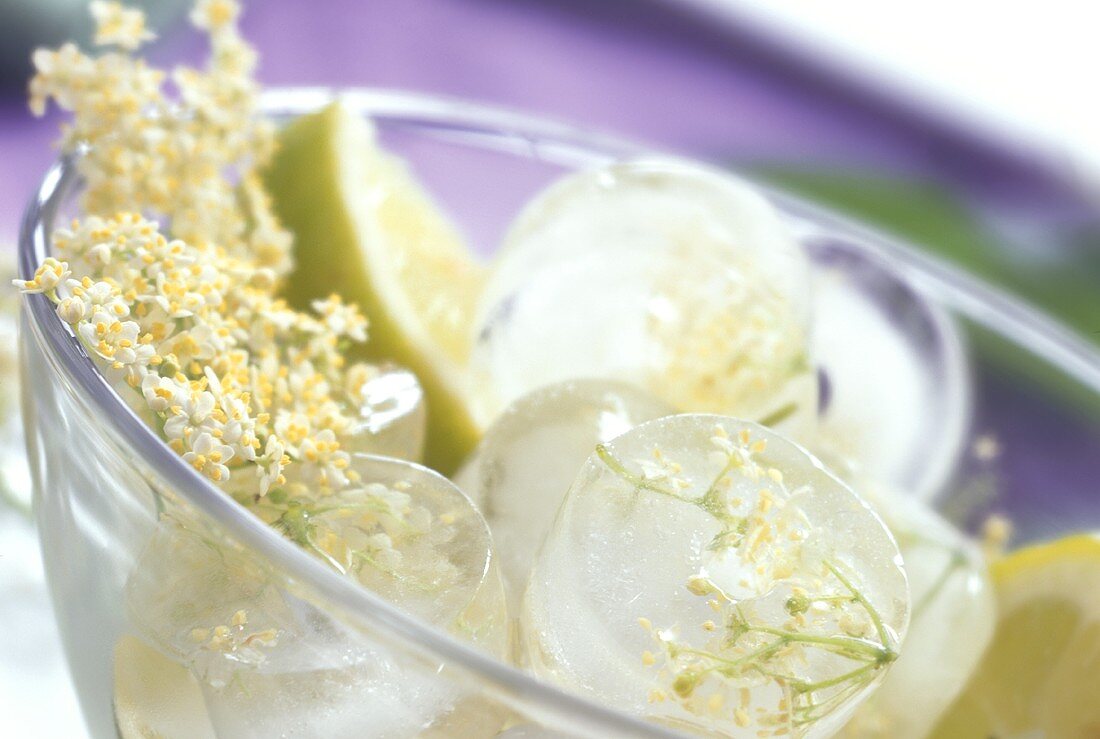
[19, 88, 1100, 738]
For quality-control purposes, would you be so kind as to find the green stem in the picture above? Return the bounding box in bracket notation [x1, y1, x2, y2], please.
[792, 660, 877, 695]
[699, 453, 742, 521]
[678, 639, 789, 674]
[304, 535, 346, 575]
[758, 401, 799, 428]
[912, 549, 967, 620]
[595, 445, 691, 502]
[793, 672, 870, 725]
[748, 625, 890, 663]
[824, 560, 893, 652]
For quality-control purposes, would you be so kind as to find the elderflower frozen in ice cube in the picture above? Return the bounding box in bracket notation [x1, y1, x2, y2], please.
[471, 158, 814, 429]
[522, 414, 908, 738]
[340, 364, 426, 462]
[124, 455, 506, 737]
[842, 486, 994, 739]
[454, 379, 673, 609]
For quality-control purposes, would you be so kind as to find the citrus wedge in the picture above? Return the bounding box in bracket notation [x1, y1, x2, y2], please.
[113, 635, 215, 739]
[932, 533, 1100, 737]
[264, 101, 484, 475]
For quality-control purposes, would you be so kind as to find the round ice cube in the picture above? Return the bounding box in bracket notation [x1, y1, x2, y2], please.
[454, 379, 674, 611]
[522, 414, 908, 738]
[471, 158, 815, 429]
[124, 454, 506, 736]
[808, 251, 970, 500]
[340, 364, 426, 462]
[842, 486, 994, 739]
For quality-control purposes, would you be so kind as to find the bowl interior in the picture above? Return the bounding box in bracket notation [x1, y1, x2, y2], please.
[20, 88, 1100, 736]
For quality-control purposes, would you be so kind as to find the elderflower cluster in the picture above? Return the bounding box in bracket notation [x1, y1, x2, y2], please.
[29, 0, 289, 275]
[22, 2, 506, 688]
[23, 211, 379, 503]
[17, 2, 398, 511]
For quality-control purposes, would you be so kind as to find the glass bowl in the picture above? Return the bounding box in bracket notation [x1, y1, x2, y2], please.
[19, 88, 1100, 738]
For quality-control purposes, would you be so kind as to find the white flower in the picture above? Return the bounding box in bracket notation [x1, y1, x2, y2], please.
[160, 323, 221, 365]
[190, 0, 240, 32]
[86, 242, 113, 268]
[70, 279, 130, 319]
[298, 429, 351, 491]
[56, 297, 86, 324]
[90, 1, 155, 51]
[76, 312, 155, 382]
[13, 258, 70, 294]
[150, 271, 207, 319]
[204, 370, 260, 462]
[183, 431, 234, 483]
[77, 311, 134, 354]
[256, 436, 289, 496]
[312, 294, 368, 343]
[141, 373, 187, 413]
[163, 389, 217, 440]
[273, 410, 312, 455]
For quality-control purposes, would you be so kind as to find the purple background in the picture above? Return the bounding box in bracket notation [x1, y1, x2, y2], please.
[3, 0, 1092, 241]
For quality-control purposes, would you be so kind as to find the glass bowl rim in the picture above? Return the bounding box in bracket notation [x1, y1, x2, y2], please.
[18, 86, 1100, 737]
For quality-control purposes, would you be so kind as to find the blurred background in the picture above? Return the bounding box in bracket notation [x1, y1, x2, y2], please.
[1, 1, 1098, 736]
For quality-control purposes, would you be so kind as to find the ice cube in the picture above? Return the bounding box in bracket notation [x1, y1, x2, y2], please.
[471, 158, 815, 430]
[808, 259, 970, 500]
[341, 364, 426, 462]
[842, 486, 994, 739]
[454, 379, 674, 612]
[124, 455, 506, 736]
[198, 656, 481, 739]
[285, 454, 508, 650]
[522, 414, 908, 738]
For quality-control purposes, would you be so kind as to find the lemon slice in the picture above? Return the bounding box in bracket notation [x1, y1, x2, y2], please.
[264, 101, 484, 475]
[932, 533, 1100, 737]
[113, 635, 216, 739]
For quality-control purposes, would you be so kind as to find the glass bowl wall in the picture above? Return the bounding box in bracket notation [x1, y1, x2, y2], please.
[19, 88, 1100, 738]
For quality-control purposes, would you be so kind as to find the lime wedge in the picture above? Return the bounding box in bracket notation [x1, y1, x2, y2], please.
[113, 635, 215, 739]
[264, 101, 484, 475]
[932, 533, 1100, 737]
